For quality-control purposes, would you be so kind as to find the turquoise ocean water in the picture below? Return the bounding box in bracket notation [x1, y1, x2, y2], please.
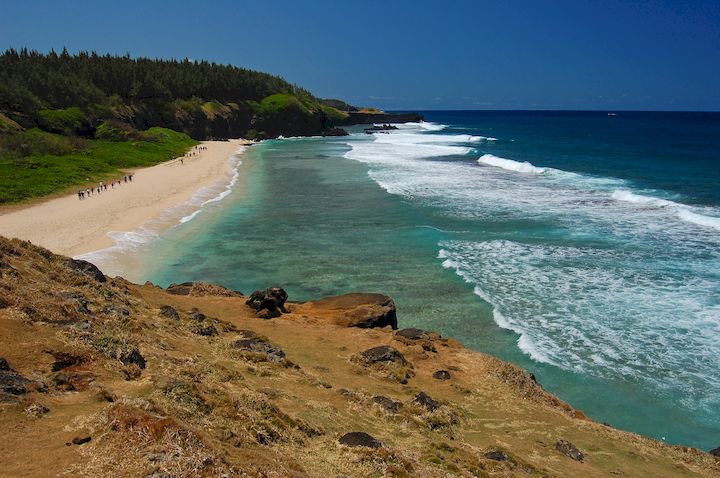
[98, 111, 720, 449]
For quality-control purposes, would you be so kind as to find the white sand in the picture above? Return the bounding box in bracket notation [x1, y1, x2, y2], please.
[0, 139, 250, 258]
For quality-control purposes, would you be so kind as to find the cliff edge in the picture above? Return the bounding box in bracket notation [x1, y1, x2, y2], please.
[0, 236, 717, 477]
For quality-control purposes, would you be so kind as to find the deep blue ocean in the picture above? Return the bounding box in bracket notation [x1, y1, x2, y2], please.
[94, 111, 720, 449]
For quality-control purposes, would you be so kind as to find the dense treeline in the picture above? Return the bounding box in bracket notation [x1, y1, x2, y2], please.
[0, 48, 348, 140]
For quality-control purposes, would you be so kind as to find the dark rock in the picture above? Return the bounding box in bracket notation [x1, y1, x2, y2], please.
[432, 370, 451, 380]
[396, 328, 429, 341]
[338, 431, 382, 449]
[195, 324, 218, 336]
[709, 447, 720, 457]
[189, 308, 206, 322]
[556, 439, 584, 462]
[101, 305, 130, 317]
[120, 348, 146, 369]
[66, 259, 106, 283]
[246, 288, 288, 317]
[372, 395, 402, 414]
[361, 345, 408, 365]
[322, 127, 349, 137]
[414, 392, 440, 412]
[0, 359, 43, 402]
[232, 337, 285, 363]
[72, 435, 92, 445]
[159, 305, 179, 320]
[484, 450, 508, 461]
[165, 282, 194, 295]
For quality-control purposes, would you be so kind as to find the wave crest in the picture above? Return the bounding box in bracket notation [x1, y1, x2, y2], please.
[477, 154, 547, 174]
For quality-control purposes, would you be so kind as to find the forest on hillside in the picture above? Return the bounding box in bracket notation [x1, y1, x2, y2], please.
[0, 48, 354, 141]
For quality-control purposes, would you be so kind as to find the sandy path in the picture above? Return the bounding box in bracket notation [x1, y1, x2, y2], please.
[0, 139, 250, 257]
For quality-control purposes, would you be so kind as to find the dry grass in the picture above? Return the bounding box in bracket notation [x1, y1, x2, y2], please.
[1, 236, 719, 478]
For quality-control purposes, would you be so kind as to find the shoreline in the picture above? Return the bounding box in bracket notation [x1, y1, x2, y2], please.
[0, 138, 251, 263]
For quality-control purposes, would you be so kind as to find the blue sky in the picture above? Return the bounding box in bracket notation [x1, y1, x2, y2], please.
[1, 0, 719, 110]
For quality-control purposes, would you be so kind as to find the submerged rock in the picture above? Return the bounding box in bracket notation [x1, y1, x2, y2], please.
[66, 259, 106, 283]
[338, 431, 382, 449]
[556, 439, 584, 462]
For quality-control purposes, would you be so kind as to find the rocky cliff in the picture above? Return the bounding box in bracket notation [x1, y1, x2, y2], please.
[0, 236, 718, 477]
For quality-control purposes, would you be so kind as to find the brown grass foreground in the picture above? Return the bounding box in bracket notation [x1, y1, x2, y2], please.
[0, 236, 717, 477]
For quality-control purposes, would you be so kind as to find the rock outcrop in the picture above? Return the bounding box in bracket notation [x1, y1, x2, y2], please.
[66, 259, 106, 283]
[304, 293, 398, 329]
[338, 431, 382, 449]
[245, 287, 289, 319]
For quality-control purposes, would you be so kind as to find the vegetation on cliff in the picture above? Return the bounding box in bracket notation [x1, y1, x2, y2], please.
[0, 48, 357, 203]
[1, 236, 718, 477]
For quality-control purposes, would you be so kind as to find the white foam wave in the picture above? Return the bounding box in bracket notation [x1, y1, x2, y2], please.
[612, 190, 720, 231]
[477, 154, 547, 174]
[438, 239, 720, 413]
[397, 121, 448, 131]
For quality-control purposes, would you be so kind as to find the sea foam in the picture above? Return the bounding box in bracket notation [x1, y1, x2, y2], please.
[477, 154, 547, 174]
[612, 190, 720, 231]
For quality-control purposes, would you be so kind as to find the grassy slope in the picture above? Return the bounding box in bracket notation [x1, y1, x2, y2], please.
[0, 236, 717, 477]
[0, 128, 197, 204]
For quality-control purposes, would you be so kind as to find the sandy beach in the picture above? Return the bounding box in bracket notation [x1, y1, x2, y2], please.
[0, 139, 250, 258]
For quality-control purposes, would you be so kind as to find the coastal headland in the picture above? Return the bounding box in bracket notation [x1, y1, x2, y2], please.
[0, 237, 718, 477]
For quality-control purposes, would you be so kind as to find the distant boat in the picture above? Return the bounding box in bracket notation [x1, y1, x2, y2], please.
[608, 112, 617, 116]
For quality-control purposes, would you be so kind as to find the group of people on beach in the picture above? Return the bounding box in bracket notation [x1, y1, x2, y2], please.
[77, 174, 133, 200]
[180, 145, 206, 165]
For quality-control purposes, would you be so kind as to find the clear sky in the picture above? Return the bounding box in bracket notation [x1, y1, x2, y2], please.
[2, 0, 719, 111]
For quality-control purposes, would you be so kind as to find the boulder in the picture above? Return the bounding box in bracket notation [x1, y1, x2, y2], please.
[484, 450, 508, 461]
[66, 259, 106, 283]
[361, 346, 408, 365]
[414, 392, 440, 412]
[159, 305, 179, 320]
[189, 308, 207, 322]
[338, 431, 382, 449]
[395, 327, 429, 340]
[120, 348, 146, 369]
[231, 337, 285, 363]
[432, 370, 451, 380]
[372, 395, 402, 414]
[0, 358, 45, 402]
[72, 436, 92, 445]
[556, 439, 584, 462]
[246, 288, 288, 318]
[306, 293, 397, 329]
